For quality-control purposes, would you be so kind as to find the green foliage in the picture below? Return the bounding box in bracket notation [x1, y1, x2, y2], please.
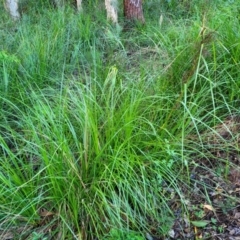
[0, 0, 239, 239]
[104, 229, 144, 240]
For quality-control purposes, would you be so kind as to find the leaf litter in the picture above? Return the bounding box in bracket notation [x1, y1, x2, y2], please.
[146, 115, 240, 240]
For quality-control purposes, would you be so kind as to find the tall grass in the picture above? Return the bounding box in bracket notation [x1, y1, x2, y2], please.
[0, 0, 240, 239]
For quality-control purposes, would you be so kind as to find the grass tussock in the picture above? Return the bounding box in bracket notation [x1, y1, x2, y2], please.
[0, 0, 240, 239]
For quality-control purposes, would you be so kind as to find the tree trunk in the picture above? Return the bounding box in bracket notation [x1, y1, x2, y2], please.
[124, 0, 145, 23]
[105, 0, 118, 23]
[6, 0, 20, 20]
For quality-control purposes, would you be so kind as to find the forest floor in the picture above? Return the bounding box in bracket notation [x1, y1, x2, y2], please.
[160, 156, 240, 240]
[151, 116, 240, 240]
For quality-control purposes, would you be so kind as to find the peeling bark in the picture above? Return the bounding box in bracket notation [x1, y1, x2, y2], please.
[124, 0, 145, 23]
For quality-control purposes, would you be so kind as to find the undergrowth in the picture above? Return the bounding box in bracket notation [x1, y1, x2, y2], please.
[0, 0, 239, 239]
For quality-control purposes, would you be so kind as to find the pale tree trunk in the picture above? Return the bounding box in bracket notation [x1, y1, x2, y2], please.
[105, 0, 118, 24]
[6, 0, 144, 24]
[124, 0, 145, 23]
[6, 0, 20, 20]
[75, 0, 82, 11]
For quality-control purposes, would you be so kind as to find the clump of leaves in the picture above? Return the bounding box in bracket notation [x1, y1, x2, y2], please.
[0, 51, 20, 64]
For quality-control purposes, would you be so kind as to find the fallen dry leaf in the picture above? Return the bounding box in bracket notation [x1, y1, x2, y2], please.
[38, 208, 56, 217]
[203, 204, 215, 211]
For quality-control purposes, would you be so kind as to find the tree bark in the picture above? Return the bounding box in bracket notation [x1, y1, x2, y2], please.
[124, 0, 145, 23]
[105, 0, 118, 23]
[6, 0, 20, 20]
